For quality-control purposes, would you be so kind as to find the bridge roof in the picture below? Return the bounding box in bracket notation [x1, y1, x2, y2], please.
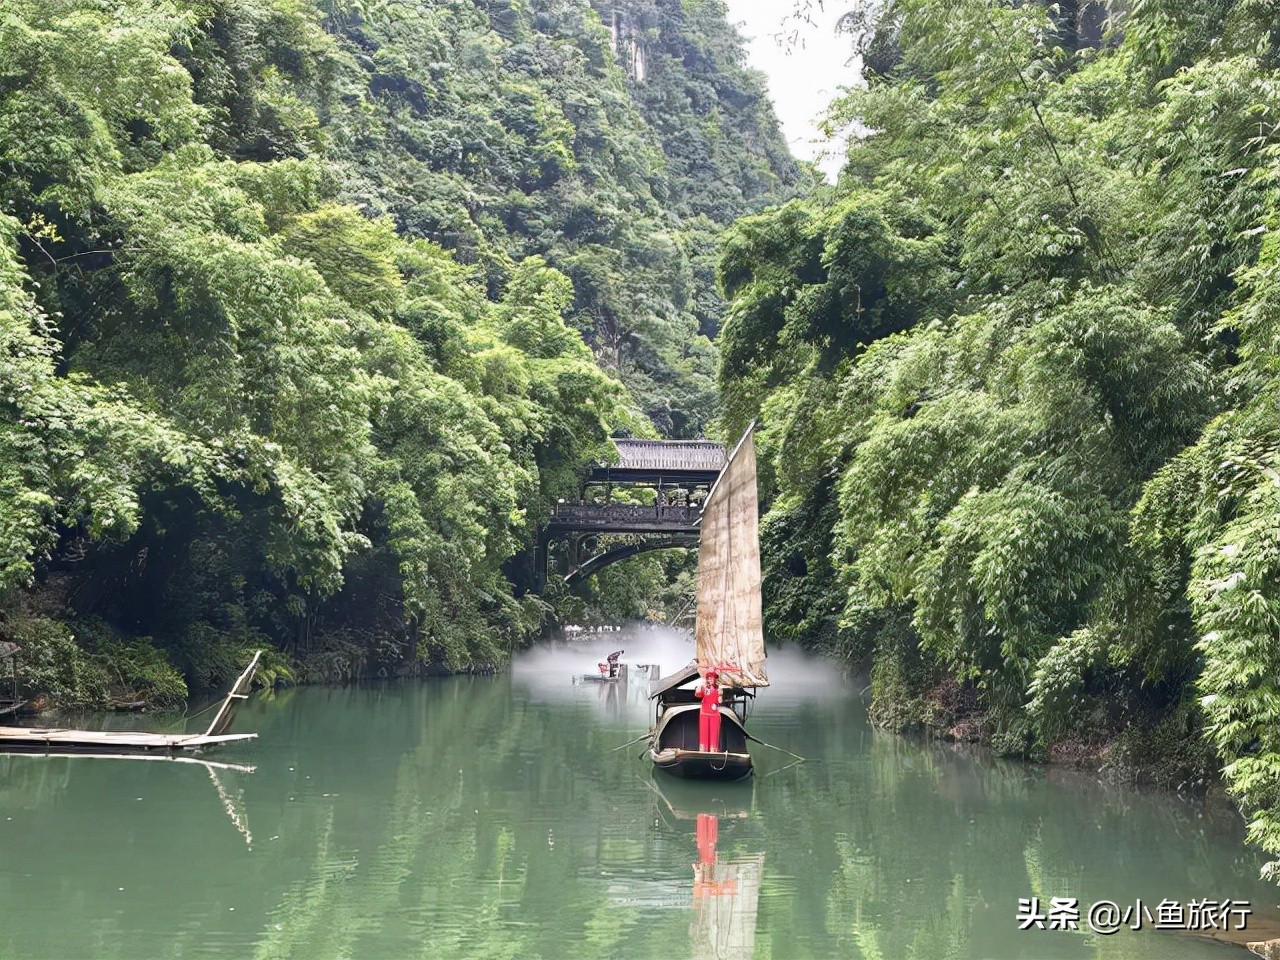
[609, 439, 726, 473]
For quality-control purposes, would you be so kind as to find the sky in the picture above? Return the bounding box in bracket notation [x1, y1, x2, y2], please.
[722, 0, 861, 180]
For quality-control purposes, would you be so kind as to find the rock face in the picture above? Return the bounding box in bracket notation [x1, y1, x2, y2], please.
[1052, 0, 1114, 50]
[610, 9, 647, 82]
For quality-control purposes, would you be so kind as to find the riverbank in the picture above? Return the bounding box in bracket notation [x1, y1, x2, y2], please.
[12, 608, 1220, 799]
[864, 664, 1218, 792]
[0, 600, 493, 721]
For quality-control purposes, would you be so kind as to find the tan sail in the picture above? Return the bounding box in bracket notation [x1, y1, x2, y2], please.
[695, 424, 768, 688]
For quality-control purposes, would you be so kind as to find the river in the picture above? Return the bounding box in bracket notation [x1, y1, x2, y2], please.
[0, 626, 1276, 959]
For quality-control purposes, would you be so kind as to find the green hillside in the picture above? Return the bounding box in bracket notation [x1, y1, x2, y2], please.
[0, 0, 802, 701]
[719, 0, 1280, 857]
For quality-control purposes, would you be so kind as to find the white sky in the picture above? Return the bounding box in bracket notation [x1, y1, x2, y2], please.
[722, 1, 860, 181]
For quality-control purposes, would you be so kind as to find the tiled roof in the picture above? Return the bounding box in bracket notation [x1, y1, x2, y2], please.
[609, 439, 727, 472]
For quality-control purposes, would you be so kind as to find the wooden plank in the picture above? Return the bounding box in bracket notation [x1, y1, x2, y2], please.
[204, 650, 262, 737]
[0, 653, 262, 758]
[184, 737, 256, 752]
[0, 726, 256, 753]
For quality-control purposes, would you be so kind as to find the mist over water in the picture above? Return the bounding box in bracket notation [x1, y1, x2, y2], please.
[513, 621, 698, 683]
[511, 622, 857, 735]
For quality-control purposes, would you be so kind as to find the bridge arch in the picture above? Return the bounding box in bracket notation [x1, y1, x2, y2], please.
[565, 537, 696, 585]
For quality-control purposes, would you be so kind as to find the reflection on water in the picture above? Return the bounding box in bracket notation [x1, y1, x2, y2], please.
[691, 814, 763, 960]
[0, 626, 1274, 959]
[650, 777, 764, 960]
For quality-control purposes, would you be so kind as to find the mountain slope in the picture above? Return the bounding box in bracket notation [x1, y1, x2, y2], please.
[0, 0, 802, 700]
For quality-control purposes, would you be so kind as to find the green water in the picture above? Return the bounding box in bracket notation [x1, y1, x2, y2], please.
[1, 629, 1276, 960]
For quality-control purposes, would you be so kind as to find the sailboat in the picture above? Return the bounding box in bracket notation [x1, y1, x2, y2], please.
[648, 424, 767, 781]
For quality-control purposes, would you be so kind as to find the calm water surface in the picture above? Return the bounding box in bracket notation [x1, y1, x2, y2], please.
[1, 628, 1276, 960]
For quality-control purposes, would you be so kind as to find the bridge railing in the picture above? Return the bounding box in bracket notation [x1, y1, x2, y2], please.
[608, 439, 727, 472]
[550, 502, 700, 525]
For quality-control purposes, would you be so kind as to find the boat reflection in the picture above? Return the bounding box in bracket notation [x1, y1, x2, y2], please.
[650, 774, 752, 824]
[649, 776, 764, 960]
[691, 813, 764, 960]
[597, 674, 620, 717]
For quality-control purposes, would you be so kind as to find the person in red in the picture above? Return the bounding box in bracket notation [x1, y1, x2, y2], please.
[695, 667, 722, 752]
[596, 649, 624, 678]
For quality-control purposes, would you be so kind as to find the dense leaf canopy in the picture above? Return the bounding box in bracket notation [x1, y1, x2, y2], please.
[722, 0, 1280, 867]
[0, 0, 798, 694]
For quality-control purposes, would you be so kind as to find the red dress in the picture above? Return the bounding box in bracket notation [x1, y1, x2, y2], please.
[695, 680, 721, 752]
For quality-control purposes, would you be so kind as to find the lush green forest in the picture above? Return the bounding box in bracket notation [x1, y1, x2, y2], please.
[0, 0, 802, 705]
[10, 0, 1280, 895]
[723, 0, 1280, 862]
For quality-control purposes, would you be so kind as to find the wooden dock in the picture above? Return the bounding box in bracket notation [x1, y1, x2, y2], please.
[0, 651, 261, 758]
[0, 727, 256, 755]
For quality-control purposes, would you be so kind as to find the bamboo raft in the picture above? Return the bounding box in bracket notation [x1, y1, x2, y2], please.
[0, 651, 261, 757]
[0, 728, 256, 755]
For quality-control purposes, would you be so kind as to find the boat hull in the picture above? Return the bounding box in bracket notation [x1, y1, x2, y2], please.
[649, 702, 753, 781]
[651, 747, 752, 781]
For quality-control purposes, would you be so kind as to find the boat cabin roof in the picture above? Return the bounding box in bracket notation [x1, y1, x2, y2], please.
[649, 662, 700, 699]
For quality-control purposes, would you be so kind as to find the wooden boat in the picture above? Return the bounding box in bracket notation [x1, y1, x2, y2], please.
[649, 664, 753, 780]
[0, 651, 262, 757]
[649, 425, 767, 781]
